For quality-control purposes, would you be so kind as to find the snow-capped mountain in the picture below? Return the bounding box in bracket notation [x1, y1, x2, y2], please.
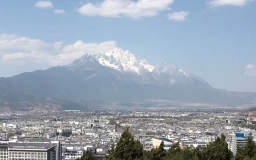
[68, 48, 210, 87]
[100, 48, 154, 73]
[0, 47, 255, 110]
[70, 48, 154, 73]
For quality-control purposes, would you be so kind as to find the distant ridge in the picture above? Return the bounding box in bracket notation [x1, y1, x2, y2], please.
[0, 48, 255, 110]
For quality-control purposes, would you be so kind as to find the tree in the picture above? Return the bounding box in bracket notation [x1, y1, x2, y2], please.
[182, 147, 198, 160]
[164, 142, 198, 160]
[106, 128, 143, 160]
[235, 137, 256, 160]
[166, 142, 181, 157]
[164, 142, 182, 160]
[77, 150, 94, 160]
[106, 131, 235, 160]
[201, 135, 233, 160]
[142, 150, 152, 160]
[193, 147, 203, 160]
[151, 141, 166, 160]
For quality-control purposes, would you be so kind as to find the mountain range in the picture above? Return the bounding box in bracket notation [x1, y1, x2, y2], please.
[0, 48, 255, 111]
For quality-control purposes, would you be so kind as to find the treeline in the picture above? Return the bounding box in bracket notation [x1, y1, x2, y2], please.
[78, 129, 256, 160]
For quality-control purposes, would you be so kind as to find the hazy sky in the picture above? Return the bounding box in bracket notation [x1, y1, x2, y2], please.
[0, 0, 255, 92]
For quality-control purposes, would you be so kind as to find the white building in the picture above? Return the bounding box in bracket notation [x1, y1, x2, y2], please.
[152, 138, 173, 149]
[0, 140, 8, 160]
[0, 140, 61, 160]
[230, 132, 252, 155]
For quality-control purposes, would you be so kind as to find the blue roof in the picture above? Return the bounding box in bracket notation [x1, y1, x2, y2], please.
[236, 133, 245, 138]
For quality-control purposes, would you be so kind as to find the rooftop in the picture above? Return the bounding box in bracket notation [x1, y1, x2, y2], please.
[154, 138, 173, 143]
[9, 142, 56, 150]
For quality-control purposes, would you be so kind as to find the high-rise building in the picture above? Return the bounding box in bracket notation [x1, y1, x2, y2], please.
[230, 132, 252, 155]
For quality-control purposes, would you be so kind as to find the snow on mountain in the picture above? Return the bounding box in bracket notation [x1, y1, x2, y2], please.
[97, 48, 154, 74]
[152, 61, 188, 77]
[68, 47, 210, 86]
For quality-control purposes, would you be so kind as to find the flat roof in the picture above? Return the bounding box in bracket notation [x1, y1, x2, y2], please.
[154, 138, 173, 143]
[9, 142, 56, 150]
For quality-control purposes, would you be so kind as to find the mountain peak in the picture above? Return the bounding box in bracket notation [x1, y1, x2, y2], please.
[68, 48, 155, 74]
[154, 61, 176, 74]
[80, 48, 154, 74]
[104, 48, 134, 60]
[69, 48, 195, 81]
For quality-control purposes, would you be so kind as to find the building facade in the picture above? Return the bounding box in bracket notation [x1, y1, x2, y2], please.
[0, 140, 8, 160]
[152, 138, 173, 149]
[0, 141, 61, 160]
[230, 132, 252, 155]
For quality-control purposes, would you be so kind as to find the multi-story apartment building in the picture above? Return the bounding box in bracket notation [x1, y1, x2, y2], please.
[0, 140, 8, 160]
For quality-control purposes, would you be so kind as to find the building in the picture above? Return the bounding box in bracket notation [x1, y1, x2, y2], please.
[8, 142, 58, 160]
[152, 138, 173, 149]
[0, 140, 61, 160]
[0, 140, 8, 160]
[57, 128, 72, 137]
[230, 132, 252, 155]
[62, 149, 84, 160]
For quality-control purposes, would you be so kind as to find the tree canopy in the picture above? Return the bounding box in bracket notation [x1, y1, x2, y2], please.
[200, 134, 233, 160]
[76, 150, 94, 160]
[106, 128, 143, 160]
[105, 130, 256, 160]
[235, 137, 256, 160]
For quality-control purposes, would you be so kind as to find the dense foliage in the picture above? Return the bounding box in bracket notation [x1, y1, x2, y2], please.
[235, 137, 256, 160]
[106, 128, 144, 160]
[106, 129, 256, 160]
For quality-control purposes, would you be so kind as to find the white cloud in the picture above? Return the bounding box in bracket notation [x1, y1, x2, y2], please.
[208, 0, 248, 7]
[245, 64, 256, 76]
[35, 1, 53, 8]
[54, 42, 63, 50]
[57, 40, 117, 65]
[168, 11, 189, 21]
[77, 0, 174, 18]
[0, 34, 50, 55]
[0, 34, 117, 66]
[2, 52, 51, 65]
[54, 9, 66, 14]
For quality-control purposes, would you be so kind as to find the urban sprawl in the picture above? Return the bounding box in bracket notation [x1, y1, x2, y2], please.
[0, 108, 255, 160]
